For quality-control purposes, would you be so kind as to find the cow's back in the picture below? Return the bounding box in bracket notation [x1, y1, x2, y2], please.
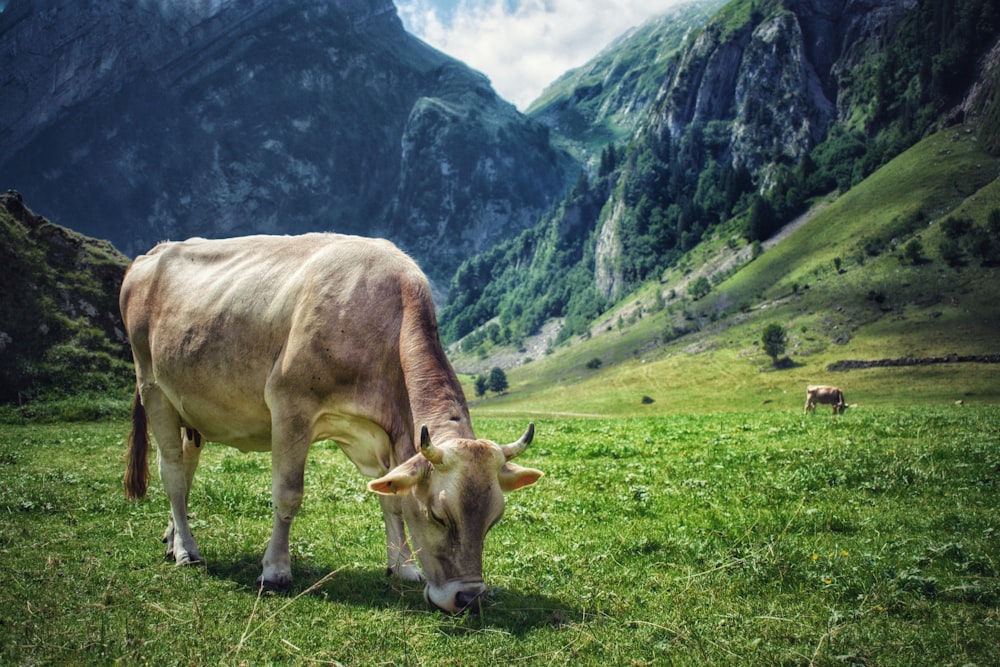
[120, 233, 423, 449]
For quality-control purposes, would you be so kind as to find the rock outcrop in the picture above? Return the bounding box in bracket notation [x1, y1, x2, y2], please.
[0, 190, 131, 402]
[592, 0, 918, 298]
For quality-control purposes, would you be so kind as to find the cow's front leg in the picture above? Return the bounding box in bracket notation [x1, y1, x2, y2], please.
[379, 494, 424, 582]
[259, 433, 309, 590]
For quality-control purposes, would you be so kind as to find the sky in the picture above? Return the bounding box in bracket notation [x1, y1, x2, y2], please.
[395, 0, 687, 110]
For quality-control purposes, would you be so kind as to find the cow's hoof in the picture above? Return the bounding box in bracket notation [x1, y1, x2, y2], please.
[388, 564, 424, 583]
[165, 547, 201, 563]
[256, 574, 291, 592]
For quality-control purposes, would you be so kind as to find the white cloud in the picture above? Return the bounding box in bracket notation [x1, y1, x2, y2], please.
[396, 0, 684, 110]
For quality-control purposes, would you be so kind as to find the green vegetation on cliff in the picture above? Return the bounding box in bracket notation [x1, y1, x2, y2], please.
[0, 192, 132, 410]
[443, 0, 1000, 353]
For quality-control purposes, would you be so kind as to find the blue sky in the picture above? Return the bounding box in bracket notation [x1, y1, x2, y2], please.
[395, 0, 686, 110]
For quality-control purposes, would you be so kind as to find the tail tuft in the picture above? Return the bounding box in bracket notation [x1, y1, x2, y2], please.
[124, 388, 150, 500]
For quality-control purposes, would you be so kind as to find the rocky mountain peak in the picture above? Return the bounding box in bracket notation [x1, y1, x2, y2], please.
[0, 0, 570, 283]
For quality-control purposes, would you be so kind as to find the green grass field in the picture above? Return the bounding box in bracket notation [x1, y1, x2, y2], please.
[2, 408, 997, 665]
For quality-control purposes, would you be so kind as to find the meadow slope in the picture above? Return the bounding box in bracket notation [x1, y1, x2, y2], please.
[464, 126, 1000, 417]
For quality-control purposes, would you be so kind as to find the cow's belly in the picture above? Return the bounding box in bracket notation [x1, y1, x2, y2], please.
[151, 352, 394, 465]
[159, 383, 274, 452]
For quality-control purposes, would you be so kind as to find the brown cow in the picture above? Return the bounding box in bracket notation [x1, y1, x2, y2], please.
[805, 385, 847, 414]
[120, 233, 542, 613]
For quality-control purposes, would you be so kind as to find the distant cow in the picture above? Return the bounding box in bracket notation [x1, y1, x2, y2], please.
[120, 233, 543, 613]
[805, 385, 847, 414]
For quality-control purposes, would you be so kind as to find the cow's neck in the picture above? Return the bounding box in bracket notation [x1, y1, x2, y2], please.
[399, 277, 475, 445]
[410, 375, 474, 443]
[403, 342, 473, 442]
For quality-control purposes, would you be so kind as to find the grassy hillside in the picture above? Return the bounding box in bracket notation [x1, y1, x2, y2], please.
[460, 126, 1000, 416]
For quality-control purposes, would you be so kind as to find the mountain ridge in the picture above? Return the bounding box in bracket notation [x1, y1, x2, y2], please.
[441, 0, 999, 351]
[0, 189, 132, 404]
[0, 0, 571, 282]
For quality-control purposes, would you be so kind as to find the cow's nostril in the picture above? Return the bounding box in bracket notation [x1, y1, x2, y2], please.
[455, 590, 484, 614]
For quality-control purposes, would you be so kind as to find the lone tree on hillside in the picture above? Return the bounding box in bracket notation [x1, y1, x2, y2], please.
[687, 275, 711, 300]
[761, 323, 788, 366]
[487, 366, 509, 394]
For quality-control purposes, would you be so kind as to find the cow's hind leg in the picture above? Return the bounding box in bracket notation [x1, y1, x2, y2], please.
[162, 428, 204, 553]
[145, 389, 203, 565]
[379, 494, 424, 582]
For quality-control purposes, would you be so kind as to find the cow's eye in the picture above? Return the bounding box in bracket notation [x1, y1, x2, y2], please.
[430, 509, 448, 528]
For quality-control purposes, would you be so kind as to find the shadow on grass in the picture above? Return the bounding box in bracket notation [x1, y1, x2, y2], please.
[205, 553, 577, 633]
[760, 356, 806, 371]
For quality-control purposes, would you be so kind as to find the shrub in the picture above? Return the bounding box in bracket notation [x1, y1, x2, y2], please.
[687, 276, 711, 300]
[940, 215, 973, 239]
[966, 226, 1000, 266]
[901, 238, 925, 265]
[939, 236, 965, 267]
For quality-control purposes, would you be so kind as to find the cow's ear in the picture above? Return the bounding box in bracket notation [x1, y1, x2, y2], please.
[367, 459, 427, 496]
[498, 462, 543, 492]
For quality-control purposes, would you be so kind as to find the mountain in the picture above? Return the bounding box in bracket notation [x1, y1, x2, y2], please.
[455, 124, 1000, 411]
[441, 0, 1000, 351]
[0, 190, 132, 405]
[526, 0, 728, 167]
[0, 0, 571, 282]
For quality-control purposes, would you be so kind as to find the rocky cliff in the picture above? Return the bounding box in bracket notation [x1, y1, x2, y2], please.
[0, 0, 571, 282]
[654, 0, 913, 183]
[592, 0, 940, 298]
[0, 190, 132, 403]
[441, 0, 999, 343]
[527, 0, 727, 167]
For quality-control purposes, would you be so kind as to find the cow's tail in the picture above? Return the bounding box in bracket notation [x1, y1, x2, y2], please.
[124, 387, 150, 500]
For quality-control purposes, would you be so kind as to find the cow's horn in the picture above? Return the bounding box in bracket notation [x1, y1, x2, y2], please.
[419, 425, 444, 465]
[501, 422, 534, 461]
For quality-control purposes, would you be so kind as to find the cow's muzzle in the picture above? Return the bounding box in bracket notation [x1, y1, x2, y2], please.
[425, 580, 489, 614]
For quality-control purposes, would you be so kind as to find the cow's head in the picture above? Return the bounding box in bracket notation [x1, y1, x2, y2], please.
[367, 423, 542, 613]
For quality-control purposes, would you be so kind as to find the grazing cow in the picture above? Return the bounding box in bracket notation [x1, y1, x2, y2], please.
[804, 385, 847, 415]
[120, 233, 542, 613]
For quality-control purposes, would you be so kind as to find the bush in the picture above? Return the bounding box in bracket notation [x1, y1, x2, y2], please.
[939, 236, 965, 267]
[941, 215, 973, 239]
[901, 238, 925, 265]
[687, 276, 711, 300]
[967, 226, 1000, 266]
